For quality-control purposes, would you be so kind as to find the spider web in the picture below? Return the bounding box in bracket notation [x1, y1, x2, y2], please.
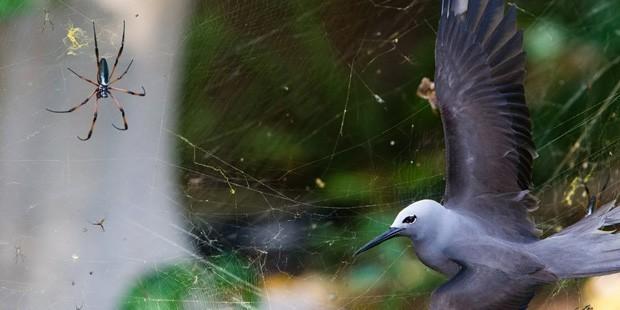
[1, 0, 620, 309]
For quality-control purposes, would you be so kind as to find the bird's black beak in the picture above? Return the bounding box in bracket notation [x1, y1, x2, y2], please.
[354, 227, 405, 256]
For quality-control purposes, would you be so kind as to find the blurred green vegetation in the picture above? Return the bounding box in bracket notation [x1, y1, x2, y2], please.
[120, 254, 259, 309]
[0, 0, 29, 20]
[171, 0, 620, 308]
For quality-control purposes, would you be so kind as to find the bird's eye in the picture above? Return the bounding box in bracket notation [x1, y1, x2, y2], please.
[402, 215, 417, 224]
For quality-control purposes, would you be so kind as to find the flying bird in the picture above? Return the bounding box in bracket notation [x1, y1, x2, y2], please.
[354, 0, 620, 309]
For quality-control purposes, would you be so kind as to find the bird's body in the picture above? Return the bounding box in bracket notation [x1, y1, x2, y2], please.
[359, 198, 620, 309]
[354, 0, 620, 308]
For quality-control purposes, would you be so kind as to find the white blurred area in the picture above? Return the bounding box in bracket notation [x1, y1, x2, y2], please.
[0, 0, 192, 308]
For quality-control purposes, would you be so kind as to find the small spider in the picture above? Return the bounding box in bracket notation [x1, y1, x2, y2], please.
[47, 21, 145, 141]
[90, 217, 105, 232]
[41, 9, 54, 32]
[15, 245, 24, 264]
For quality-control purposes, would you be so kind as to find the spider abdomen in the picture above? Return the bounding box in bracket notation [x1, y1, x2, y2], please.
[98, 58, 110, 85]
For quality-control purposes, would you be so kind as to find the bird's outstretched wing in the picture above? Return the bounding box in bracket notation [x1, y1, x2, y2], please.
[430, 263, 543, 310]
[435, 0, 538, 240]
[431, 241, 556, 310]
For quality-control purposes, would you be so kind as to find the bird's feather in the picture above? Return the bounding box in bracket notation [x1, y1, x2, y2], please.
[429, 263, 547, 310]
[534, 200, 620, 279]
[435, 0, 538, 240]
[435, 232, 557, 310]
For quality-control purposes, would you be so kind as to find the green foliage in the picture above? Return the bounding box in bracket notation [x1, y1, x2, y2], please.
[120, 255, 259, 309]
[525, 0, 620, 187]
[526, 21, 566, 61]
[0, 0, 29, 20]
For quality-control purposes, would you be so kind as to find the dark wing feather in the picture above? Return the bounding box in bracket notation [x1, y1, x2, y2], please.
[431, 240, 557, 309]
[429, 264, 541, 310]
[435, 0, 538, 240]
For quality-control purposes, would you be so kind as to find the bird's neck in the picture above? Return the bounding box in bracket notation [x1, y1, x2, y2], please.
[414, 239, 460, 276]
[411, 208, 461, 276]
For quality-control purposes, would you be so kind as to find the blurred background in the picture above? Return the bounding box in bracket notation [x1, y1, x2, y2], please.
[1, 0, 620, 309]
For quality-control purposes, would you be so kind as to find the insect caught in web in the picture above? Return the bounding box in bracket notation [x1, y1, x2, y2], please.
[90, 217, 106, 232]
[47, 21, 146, 141]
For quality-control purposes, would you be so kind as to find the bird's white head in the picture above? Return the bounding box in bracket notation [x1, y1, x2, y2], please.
[354, 199, 445, 256]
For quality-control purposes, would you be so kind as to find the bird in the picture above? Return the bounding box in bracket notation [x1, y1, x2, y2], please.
[354, 0, 620, 309]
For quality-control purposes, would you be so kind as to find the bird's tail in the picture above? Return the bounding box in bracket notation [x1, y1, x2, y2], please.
[532, 199, 620, 279]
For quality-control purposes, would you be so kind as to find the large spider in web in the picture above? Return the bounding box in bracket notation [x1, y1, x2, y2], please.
[47, 21, 145, 141]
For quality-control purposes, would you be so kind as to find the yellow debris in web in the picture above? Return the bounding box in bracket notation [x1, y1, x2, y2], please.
[315, 178, 325, 189]
[63, 24, 89, 55]
[563, 173, 591, 206]
[563, 177, 579, 206]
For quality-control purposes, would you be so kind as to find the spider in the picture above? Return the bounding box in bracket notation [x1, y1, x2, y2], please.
[47, 21, 145, 141]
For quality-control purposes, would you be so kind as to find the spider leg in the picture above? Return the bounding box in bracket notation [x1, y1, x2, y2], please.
[109, 93, 128, 131]
[67, 68, 98, 87]
[46, 90, 97, 113]
[109, 20, 125, 79]
[77, 97, 100, 141]
[109, 85, 146, 97]
[110, 58, 133, 84]
[92, 21, 100, 65]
